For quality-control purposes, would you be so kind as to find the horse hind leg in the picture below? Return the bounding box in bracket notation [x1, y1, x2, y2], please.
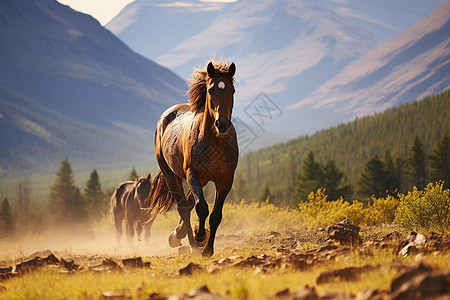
[172, 192, 194, 240]
[136, 221, 143, 243]
[143, 217, 155, 244]
[126, 218, 134, 246]
[114, 211, 124, 247]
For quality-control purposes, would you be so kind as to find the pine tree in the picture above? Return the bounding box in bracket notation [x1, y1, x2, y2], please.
[407, 136, 427, 189]
[322, 160, 353, 201]
[259, 184, 271, 203]
[358, 155, 388, 198]
[49, 159, 87, 225]
[429, 134, 450, 189]
[15, 178, 31, 234]
[383, 149, 398, 194]
[84, 169, 105, 221]
[0, 198, 14, 236]
[128, 167, 139, 181]
[293, 151, 322, 204]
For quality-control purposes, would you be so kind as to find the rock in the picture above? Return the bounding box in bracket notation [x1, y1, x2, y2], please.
[168, 285, 226, 300]
[316, 265, 375, 284]
[101, 290, 132, 299]
[16, 257, 42, 273]
[122, 257, 143, 268]
[60, 258, 81, 271]
[148, 293, 167, 300]
[390, 269, 450, 300]
[0, 267, 12, 274]
[90, 259, 121, 272]
[270, 286, 318, 300]
[381, 231, 402, 241]
[178, 263, 205, 276]
[327, 220, 361, 245]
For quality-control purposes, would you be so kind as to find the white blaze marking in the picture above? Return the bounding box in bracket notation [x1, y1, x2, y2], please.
[218, 81, 226, 89]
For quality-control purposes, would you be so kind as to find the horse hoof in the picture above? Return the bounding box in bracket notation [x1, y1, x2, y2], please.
[168, 231, 182, 248]
[178, 245, 191, 255]
[202, 247, 213, 257]
[194, 228, 210, 248]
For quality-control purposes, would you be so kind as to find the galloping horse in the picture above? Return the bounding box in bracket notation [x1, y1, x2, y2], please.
[146, 60, 238, 256]
[110, 173, 155, 246]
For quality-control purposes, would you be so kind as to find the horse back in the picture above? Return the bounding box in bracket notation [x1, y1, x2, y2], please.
[110, 181, 133, 213]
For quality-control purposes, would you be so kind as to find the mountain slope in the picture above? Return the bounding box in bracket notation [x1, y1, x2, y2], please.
[0, 88, 152, 176]
[0, 0, 187, 175]
[0, 0, 185, 132]
[289, 0, 450, 117]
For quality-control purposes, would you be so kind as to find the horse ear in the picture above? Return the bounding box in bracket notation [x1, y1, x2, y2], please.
[146, 173, 151, 181]
[228, 62, 236, 77]
[207, 62, 215, 78]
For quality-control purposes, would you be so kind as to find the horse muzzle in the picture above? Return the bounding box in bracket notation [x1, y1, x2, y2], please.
[214, 118, 231, 134]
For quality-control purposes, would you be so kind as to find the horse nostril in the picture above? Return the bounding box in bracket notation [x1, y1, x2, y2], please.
[214, 120, 220, 128]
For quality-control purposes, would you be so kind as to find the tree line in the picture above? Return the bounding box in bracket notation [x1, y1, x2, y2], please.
[292, 134, 449, 205]
[0, 160, 140, 238]
[231, 90, 450, 205]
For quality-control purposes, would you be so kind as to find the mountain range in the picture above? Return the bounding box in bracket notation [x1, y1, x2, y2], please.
[107, 0, 449, 137]
[1, 0, 449, 182]
[0, 0, 186, 176]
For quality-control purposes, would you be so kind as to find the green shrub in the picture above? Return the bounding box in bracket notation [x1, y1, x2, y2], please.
[394, 182, 450, 233]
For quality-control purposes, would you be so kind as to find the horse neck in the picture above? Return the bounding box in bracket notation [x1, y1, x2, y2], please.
[199, 102, 215, 139]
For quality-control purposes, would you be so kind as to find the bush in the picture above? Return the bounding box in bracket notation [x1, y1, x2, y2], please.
[298, 188, 365, 227]
[364, 195, 399, 225]
[221, 200, 303, 234]
[394, 182, 450, 233]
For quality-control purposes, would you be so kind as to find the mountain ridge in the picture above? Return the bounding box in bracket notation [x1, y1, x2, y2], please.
[0, 0, 186, 176]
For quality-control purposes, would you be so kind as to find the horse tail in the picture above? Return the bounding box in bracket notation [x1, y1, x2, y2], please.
[144, 170, 176, 220]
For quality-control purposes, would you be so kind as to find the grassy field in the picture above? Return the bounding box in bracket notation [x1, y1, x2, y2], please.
[1, 201, 449, 299]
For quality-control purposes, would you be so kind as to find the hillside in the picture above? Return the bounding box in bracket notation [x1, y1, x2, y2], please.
[290, 0, 450, 118]
[0, 0, 186, 176]
[233, 89, 450, 204]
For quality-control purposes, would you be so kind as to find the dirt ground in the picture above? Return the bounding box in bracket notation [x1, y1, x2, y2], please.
[1, 221, 450, 299]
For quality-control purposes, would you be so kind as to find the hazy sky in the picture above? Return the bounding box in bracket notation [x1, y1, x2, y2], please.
[57, 0, 237, 25]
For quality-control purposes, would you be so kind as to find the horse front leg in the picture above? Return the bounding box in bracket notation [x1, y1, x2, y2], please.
[202, 176, 233, 257]
[186, 170, 210, 247]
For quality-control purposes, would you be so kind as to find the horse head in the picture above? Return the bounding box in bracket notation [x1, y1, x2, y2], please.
[206, 61, 236, 135]
[134, 173, 152, 206]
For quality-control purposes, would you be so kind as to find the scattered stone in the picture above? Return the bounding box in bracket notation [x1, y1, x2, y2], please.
[60, 258, 81, 272]
[122, 257, 143, 268]
[178, 263, 205, 276]
[0, 267, 12, 274]
[101, 290, 132, 299]
[26, 250, 54, 261]
[168, 285, 226, 300]
[319, 291, 354, 299]
[389, 266, 450, 300]
[270, 286, 318, 300]
[327, 219, 361, 245]
[90, 259, 121, 272]
[399, 232, 450, 257]
[148, 292, 168, 300]
[381, 231, 402, 241]
[316, 265, 375, 284]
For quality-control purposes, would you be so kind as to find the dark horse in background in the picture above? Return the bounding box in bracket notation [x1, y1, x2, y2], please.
[110, 173, 155, 246]
[146, 60, 238, 256]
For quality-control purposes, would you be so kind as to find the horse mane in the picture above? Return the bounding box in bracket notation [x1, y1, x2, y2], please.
[187, 60, 235, 113]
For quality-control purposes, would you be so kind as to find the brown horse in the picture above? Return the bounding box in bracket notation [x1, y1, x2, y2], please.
[110, 173, 155, 246]
[145, 60, 238, 256]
